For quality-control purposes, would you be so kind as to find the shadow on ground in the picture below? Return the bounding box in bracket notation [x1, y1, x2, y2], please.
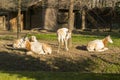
[0, 50, 94, 80]
[0, 50, 120, 80]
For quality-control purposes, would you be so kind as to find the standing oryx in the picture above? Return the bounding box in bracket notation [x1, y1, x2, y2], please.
[57, 28, 71, 53]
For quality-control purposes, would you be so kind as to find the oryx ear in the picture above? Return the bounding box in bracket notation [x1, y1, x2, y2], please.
[107, 35, 110, 37]
[25, 37, 29, 41]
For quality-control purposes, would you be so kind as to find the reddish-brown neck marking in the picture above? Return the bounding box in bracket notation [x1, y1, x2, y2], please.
[26, 41, 31, 50]
[102, 38, 108, 46]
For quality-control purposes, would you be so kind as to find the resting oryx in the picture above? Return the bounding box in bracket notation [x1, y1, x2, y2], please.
[57, 28, 71, 53]
[13, 37, 29, 49]
[28, 36, 52, 54]
[87, 35, 113, 52]
[13, 36, 52, 55]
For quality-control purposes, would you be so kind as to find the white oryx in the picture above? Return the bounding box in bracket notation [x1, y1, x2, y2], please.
[28, 36, 52, 54]
[13, 36, 52, 55]
[57, 28, 71, 53]
[87, 35, 113, 52]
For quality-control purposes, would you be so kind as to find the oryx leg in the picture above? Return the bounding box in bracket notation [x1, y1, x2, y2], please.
[95, 47, 108, 52]
[57, 37, 61, 53]
[64, 39, 68, 51]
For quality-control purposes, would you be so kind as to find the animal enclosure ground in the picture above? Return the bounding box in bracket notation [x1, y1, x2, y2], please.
[0, 30, 120, 73]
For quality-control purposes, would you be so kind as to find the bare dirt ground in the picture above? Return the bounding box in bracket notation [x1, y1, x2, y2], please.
[0, 30, 120, 72]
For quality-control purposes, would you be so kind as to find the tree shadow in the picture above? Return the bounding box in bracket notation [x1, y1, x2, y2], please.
[0, 51, 49, 71]
[0, 49, 98, 80]
[0, 51, 95, 72]
[73, 31, 120, 38]
[0, 50, 119, 80]
[91, 54, 120, 66]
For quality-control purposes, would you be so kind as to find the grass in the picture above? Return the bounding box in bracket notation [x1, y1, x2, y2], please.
[1, 31, 119, 47]
[0, 71, 120, 80]
[28, 32, 120, 47]
[91, 56, 120, 73]
[0, 31, 120, 80]
[0, 36, 14, 40]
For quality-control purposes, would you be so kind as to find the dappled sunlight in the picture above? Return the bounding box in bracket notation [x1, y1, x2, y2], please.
[0, 31, 119, 79]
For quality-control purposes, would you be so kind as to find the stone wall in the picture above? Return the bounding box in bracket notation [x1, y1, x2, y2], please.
[43, 8, 58, 31]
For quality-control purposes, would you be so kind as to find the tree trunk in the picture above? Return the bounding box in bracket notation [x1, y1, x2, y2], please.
[17, 0, 21, 39]
[81, 9, 86, 30]
[68, 0, 74, 48]
[3, 16, 6, 30]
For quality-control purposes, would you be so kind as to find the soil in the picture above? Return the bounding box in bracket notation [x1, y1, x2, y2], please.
[0, 30, 120, 72]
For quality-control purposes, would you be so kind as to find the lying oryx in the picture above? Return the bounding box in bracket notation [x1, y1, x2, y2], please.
[57, 28, 71, 53]
[13, 37, 29, 49]
[13, 36, 52, 55]
[26, 36, 52, 54]
[87, 35, 113, 52]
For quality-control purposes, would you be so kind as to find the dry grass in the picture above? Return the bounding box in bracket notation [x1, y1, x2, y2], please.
[0, 32, 119, 72]
[0, 31, 119, 79]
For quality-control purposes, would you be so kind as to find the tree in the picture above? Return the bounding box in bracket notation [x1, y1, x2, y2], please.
[81, 8, 86, 30]
[0, 0, 37, 38]
[17, 0, 21, 39]
[68, 0, 74, 48]
[17, 0, 35, 38]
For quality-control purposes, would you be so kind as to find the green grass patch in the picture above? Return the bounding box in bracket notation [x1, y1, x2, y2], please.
[28, 32, 120, 47]
[0, 32, 119, 79]
[0, 36, 14, 40]
[0, 71, 120, 80]
[28, 33, 57, 41]
[0, 31, 119, 47]
[92, 57, 120, 73]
